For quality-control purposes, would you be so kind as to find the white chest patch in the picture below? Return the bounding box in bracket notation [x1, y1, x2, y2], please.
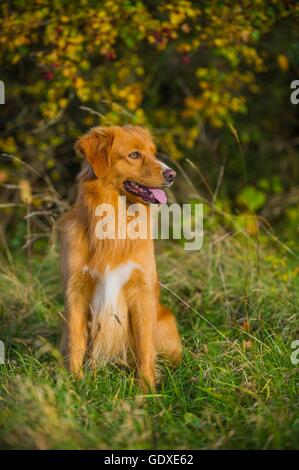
[90, 261, 140, 318]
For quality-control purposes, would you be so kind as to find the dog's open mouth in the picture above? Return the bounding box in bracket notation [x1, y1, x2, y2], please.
[123, 181, 167, 204]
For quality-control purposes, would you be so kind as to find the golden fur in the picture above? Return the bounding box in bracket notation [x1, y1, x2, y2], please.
[59, 125, 182, 391]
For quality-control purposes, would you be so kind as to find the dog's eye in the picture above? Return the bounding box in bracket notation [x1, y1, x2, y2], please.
[129, 151, 140, 159]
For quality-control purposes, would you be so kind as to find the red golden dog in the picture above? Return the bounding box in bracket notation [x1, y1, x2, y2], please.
[59, 125, 182, 391]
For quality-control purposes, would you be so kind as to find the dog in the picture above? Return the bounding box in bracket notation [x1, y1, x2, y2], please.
[59, 125, 182, 391]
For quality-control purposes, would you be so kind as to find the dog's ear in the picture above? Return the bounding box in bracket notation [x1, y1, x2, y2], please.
[75, 127, 115, 178]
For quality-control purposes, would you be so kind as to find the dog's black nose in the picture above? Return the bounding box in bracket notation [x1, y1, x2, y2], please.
[163, 168, 176, 183]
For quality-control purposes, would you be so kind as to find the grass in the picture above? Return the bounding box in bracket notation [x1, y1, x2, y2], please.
[0, 227, 298, 449]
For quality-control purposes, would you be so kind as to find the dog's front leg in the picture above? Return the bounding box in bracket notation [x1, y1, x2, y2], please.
[64, 274, 91, 378]
[128, 283, 157, 392]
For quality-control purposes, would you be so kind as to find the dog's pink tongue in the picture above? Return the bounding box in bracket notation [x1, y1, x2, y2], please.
[150, 188, 167, 204]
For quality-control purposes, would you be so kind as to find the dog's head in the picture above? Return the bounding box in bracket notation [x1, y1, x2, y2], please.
[76, 125, 176, 204]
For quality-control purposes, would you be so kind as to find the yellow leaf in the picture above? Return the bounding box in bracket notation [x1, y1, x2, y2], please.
[246, 215, 259, 236]
[277, 54, 289, 71]
[19, 179, 32, 204]
[74, 77, 85, 89]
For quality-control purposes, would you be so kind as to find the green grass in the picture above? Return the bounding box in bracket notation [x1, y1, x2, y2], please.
[0, 230, 298, 449]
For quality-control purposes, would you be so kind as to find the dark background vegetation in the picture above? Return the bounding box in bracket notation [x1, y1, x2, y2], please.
[0, 0, 299, 248]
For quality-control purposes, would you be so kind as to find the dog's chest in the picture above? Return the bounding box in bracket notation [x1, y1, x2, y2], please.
[86, 261, 141, 362]
[89, 261, 139, 316]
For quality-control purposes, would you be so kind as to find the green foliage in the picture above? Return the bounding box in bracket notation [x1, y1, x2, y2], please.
[1, 1, 299, 240]
[237, 186, 266, 212]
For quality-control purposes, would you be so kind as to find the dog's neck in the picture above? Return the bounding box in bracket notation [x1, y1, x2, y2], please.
[75, 178, 153, 264]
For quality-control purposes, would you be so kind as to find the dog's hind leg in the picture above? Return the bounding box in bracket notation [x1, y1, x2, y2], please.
[156, 304, 182, 366]
[126, 278, 158, 392]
